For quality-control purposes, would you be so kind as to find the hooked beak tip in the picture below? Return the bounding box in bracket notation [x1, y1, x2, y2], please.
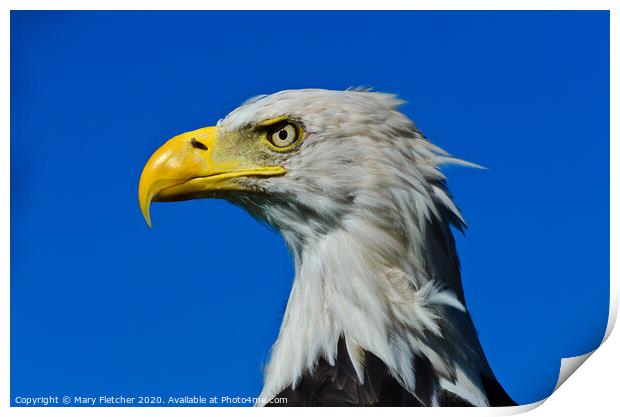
[139, 191, 154, 228]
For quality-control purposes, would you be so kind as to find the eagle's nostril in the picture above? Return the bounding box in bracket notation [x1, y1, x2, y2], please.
[190, 138, 208, 150]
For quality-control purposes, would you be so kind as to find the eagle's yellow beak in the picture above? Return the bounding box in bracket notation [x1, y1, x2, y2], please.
[138, 126, 286, 227]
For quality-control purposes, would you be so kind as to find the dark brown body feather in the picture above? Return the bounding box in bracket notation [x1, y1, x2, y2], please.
[267, 338, 515, 407]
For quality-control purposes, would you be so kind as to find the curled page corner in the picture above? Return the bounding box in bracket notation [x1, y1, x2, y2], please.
[553, 352, 594, 391]
[499, 352, 596, 414]
[506, 292, 617, 413]
[541, 290, 617, 407]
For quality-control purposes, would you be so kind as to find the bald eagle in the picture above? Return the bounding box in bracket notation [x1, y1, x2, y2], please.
[138, 89, 515, 407]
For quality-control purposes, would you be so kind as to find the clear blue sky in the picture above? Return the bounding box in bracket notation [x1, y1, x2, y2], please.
[11, 11, 609, 406]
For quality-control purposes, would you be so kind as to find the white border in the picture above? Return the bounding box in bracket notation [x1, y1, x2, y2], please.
[1, 2, 616, 416]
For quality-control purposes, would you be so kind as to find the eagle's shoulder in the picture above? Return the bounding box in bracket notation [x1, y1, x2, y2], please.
[266, 337, 515, 407]
[267, 337, 424, 406]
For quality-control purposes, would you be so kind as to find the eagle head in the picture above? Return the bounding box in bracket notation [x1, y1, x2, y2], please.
[138, 89, 511, 407]
[139, 89, 464, 253]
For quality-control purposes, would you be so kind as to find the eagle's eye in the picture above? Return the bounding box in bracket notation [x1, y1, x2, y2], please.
[267, 123, 299, 149]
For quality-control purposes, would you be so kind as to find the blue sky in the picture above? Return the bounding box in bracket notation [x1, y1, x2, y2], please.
[11, 11, 609, 406]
